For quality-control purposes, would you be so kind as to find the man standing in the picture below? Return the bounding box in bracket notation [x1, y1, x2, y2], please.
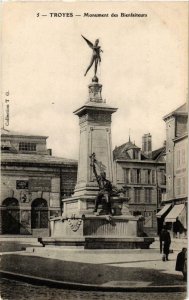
[160, 226, 171, 261]
[175, 248, 187, 281]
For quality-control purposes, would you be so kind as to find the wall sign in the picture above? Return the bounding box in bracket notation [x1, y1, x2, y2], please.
[29, 178, 51, 192]
[16, 180, 28, 190]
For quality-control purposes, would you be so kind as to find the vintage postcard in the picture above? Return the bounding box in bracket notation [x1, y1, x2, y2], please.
[0, 1, 188, 300]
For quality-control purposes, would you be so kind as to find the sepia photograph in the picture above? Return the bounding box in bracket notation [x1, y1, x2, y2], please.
[0, 1, 188, 299]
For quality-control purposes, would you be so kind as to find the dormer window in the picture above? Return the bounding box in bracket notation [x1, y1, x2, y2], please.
[19, 142, 36, 151]
[133, 149, 138, 159]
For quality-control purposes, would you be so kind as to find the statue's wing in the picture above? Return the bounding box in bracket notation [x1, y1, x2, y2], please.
[81, 35, 93, 49]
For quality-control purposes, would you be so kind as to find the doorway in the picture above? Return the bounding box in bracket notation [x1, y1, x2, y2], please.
[31, 198, 48, 229]
[1, 198, 20, 234]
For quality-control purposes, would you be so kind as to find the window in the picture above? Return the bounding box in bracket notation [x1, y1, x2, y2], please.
[182, 177, 186, 194]
[133, 150, 138, 159]
[176, 178, 181, 195]
[159, 170, 166, 185]
[133, 211, 141, 216]
[134, 188, 141, 203]
[151, 170, 156, 184]
[143, 211, 153, 228]
[143, 170, 148, 184]
[157, 189, 162, 205]
[176, 150, 181, 168]
[19, 142, 36, 151]
[125, 188, 130, 199]
[136, 169, 141, 183]
[142, 169, 151, 184]
[147, 170, 151, 184]
[124, 169, 130, 184]
[161, 192, 167, 201]
[182, 149, 185, 165]
[145, 188, 152, 203]
[130, 169, 140, 184]
[130, 169, 135, 183]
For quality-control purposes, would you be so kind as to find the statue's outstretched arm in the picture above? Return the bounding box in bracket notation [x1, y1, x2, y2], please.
[81, 35, 94, 49]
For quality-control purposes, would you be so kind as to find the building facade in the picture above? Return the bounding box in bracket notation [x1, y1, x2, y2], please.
[113, 134, 166, 235]
[158, 103, 188, 237]
[1, 129, 77, 236]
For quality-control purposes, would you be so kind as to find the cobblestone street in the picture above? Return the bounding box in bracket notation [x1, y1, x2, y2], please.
[0, 277, 187, 300]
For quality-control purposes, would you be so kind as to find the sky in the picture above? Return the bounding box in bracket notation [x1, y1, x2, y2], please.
[2, 2, 188, 159]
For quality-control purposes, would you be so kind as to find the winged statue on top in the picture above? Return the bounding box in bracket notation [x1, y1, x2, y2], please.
[82, 35, 103, 77]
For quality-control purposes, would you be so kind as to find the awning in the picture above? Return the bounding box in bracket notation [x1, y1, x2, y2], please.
[165, 204, 185, 223]
[156, 204, 172, 218]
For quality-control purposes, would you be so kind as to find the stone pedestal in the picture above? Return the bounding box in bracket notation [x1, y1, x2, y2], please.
[39, 215, 154, 249]
[51, 215, 140, 238]
[62, 195, 130, 218]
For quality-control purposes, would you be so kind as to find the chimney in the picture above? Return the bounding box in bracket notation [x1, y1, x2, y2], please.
[142, 133, 152, 158]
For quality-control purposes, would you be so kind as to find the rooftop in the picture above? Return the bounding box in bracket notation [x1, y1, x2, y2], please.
[1, 152, 77, 166]
[152, 146, 166, 160]
[1, 128, 48, 139]
[163, 103, 188, 121]
[113, 140, 141, 159]
[114, 139, 165, 161]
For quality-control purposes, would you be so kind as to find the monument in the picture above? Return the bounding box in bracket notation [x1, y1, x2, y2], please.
[39, 37, 154, 249]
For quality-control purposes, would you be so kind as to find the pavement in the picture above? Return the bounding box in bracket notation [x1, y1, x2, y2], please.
[0, 236, 188, 292]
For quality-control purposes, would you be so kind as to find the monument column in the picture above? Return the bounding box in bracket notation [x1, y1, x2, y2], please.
[73, 77, 117, 197]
